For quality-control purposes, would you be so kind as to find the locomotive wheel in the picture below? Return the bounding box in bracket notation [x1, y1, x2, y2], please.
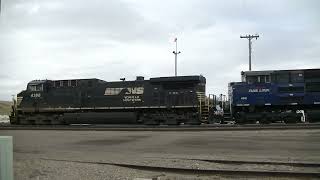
[283, 117, 298, 124]
[236, 118, 246, 124]
[260, 119, 270, 124]
[235, 112, 247, 124]
[283, 113, 301, 124]
[259, 115, 270, 124]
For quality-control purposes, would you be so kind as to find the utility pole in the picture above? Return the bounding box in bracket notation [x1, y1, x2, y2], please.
[240, 34, 259, 71]
[173, 37, 181, 76]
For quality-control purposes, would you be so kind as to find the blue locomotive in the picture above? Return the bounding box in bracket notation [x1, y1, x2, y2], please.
[229, 68, 320, 123]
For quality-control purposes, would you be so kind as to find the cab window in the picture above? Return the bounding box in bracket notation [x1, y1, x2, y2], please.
[246, 76, 258, 84]
[28, 84, 43, 91]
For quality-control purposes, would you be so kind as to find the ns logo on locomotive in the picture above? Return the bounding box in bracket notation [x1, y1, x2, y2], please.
[9, 68, 320, 125]
[104, 87, 144, 102]
[104, 87, 144, 96]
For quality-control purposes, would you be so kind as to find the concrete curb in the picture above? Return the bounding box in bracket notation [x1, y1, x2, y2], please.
[0, 136, 13, 180]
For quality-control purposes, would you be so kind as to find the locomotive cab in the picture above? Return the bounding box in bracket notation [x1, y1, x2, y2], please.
[241, 70, 272, 84]
[10, 80, 49, 124]
[21, 80, 49, 111]
[28, 81, 44, 92]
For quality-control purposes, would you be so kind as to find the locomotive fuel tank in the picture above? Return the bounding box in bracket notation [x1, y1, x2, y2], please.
[64, 112, 138, 124]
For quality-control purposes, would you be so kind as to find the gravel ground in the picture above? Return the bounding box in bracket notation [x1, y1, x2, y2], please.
[1, 129, 319, 179]
[14, 158, 310, 180]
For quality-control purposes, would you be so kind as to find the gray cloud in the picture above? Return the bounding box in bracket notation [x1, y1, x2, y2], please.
[0, 0, 319, 100]
[2, 0, 169, 43]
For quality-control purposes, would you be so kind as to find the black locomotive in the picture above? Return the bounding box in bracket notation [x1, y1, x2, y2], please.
[10, 75, 207, 125]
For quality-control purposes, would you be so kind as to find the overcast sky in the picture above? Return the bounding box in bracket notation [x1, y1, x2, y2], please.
[0, 0, 319, 100]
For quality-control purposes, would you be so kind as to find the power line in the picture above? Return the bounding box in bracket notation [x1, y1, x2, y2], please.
[240, 34, 259, 71]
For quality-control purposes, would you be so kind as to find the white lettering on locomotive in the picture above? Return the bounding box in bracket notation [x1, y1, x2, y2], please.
[104, 87, 144, 96]
[248, 88, 270, 93]
[241, 97, 247, 100]
[125, 87, 144, 95]
[30, 93, 41, 98]
[123, 96, 142, 102]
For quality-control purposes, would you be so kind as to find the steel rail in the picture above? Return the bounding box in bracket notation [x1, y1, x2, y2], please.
[145, 157, 320, 167]
[1, 123, 320, 131]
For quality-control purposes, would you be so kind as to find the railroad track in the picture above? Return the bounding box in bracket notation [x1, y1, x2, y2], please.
[1, 123, 320, 131]
[40, 158, 320, 178]
[147, 157, 320, 167]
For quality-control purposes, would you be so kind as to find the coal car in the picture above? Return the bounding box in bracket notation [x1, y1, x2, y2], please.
[10, 75, 207, 125]
[229, 68, 320, 124]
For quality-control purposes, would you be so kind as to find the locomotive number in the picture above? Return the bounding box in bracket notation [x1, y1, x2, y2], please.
[30, 93, 41, 98]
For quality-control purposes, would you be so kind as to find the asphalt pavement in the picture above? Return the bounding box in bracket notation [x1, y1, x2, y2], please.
[1, 129, 319, 179]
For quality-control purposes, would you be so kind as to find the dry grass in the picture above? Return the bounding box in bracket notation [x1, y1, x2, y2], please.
[0, 101, 12, 115]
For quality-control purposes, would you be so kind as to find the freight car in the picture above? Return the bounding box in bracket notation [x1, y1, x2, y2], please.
[10, 75, 207, 125]
[228, 68, 320, 124]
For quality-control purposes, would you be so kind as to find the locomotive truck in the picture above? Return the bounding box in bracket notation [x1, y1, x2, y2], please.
[10, 75, 208, 125]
